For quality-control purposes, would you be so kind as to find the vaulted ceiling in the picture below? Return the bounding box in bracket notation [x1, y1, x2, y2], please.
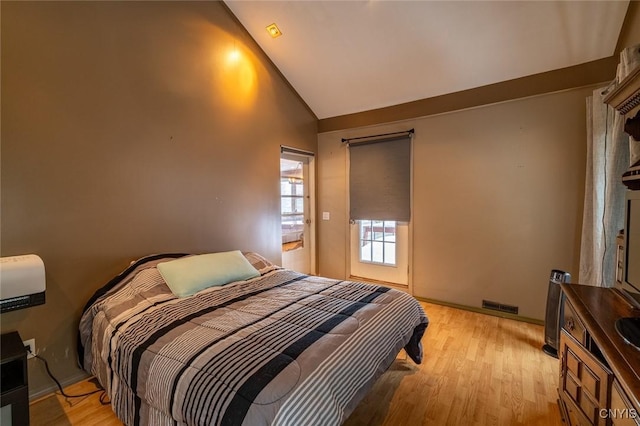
[225, 1, 630, 122]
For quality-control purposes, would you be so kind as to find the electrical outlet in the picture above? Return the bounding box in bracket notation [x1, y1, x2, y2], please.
[23, 338, 35, 359]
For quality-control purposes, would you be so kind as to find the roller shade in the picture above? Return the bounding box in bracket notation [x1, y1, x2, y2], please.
[349, 135, 411, 221]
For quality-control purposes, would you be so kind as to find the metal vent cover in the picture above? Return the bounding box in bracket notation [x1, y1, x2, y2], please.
[482, 299, 519, 315]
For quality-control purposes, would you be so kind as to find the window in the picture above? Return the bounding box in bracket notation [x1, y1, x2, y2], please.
[348, 131, 412, 285]
[358, 220, 396, 265]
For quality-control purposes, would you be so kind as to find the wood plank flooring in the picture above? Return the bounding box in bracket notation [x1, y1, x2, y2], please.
[29, 302, 562, 425]
[345, 302, 562, 426]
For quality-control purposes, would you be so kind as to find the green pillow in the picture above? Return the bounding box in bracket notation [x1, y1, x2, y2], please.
[157, 251, 260, 298]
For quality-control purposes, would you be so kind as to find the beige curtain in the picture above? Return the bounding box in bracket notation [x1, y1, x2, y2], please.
[579, 44, 640, 287]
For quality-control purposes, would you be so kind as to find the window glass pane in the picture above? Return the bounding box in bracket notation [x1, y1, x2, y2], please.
[373, 220, 384, 241]
[384, 221, 396, 236]
[371, 241, 384, 263]
[384, 242, 396, 265]
[280, 180, 291, 196]
[281, 197, 304, 214]
[360, 221, 369, 242]
[358, 220, 397, 266]
[360, 240, 372, 262]
[281, 198, 291, 214]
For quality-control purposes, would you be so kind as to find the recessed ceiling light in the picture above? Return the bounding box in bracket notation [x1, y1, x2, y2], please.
[266, 23, 282, 39]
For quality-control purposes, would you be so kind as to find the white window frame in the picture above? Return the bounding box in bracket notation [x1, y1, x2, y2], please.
[358, 220, 397, 266]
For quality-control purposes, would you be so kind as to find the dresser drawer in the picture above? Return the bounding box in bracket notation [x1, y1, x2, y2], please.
[608, 380, 640, 426]
[560, 330, 612, 425]
[563, 298, 586, 345]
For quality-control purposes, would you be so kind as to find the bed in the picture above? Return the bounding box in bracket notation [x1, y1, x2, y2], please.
[78, 251, 428, 426]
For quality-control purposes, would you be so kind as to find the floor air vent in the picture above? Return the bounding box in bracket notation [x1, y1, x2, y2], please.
[482, 300, 519, 315]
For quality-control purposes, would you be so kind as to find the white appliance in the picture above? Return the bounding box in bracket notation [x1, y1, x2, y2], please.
[0, 255, 46, 313]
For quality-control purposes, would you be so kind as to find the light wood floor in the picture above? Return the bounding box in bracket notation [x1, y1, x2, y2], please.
[29, 302, 562, 426]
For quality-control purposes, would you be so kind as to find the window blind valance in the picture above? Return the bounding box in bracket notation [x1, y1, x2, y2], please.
[348, 131, 412, 222]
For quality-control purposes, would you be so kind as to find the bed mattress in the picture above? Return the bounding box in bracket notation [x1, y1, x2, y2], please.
[78, 253, 428, 426]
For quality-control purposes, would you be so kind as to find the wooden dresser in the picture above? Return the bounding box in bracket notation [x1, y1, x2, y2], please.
[559, 283, 640, 425]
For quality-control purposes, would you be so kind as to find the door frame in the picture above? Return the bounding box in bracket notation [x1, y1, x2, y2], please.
[344, 138, 414, 294]
[280, 146, 316, 275]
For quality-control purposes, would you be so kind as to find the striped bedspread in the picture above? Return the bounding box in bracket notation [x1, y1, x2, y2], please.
[79, 253, 428, 426]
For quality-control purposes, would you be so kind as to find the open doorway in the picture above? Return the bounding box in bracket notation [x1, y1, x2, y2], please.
[280, 148, 315, 274]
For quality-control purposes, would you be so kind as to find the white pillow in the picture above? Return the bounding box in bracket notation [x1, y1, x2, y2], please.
[157, 251, 260, 298]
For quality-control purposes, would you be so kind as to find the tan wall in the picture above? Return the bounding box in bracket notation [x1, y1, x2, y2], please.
[617, 1, 640, 52]
[1, 1, 317, 396]
[318, 86, 596, 320]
